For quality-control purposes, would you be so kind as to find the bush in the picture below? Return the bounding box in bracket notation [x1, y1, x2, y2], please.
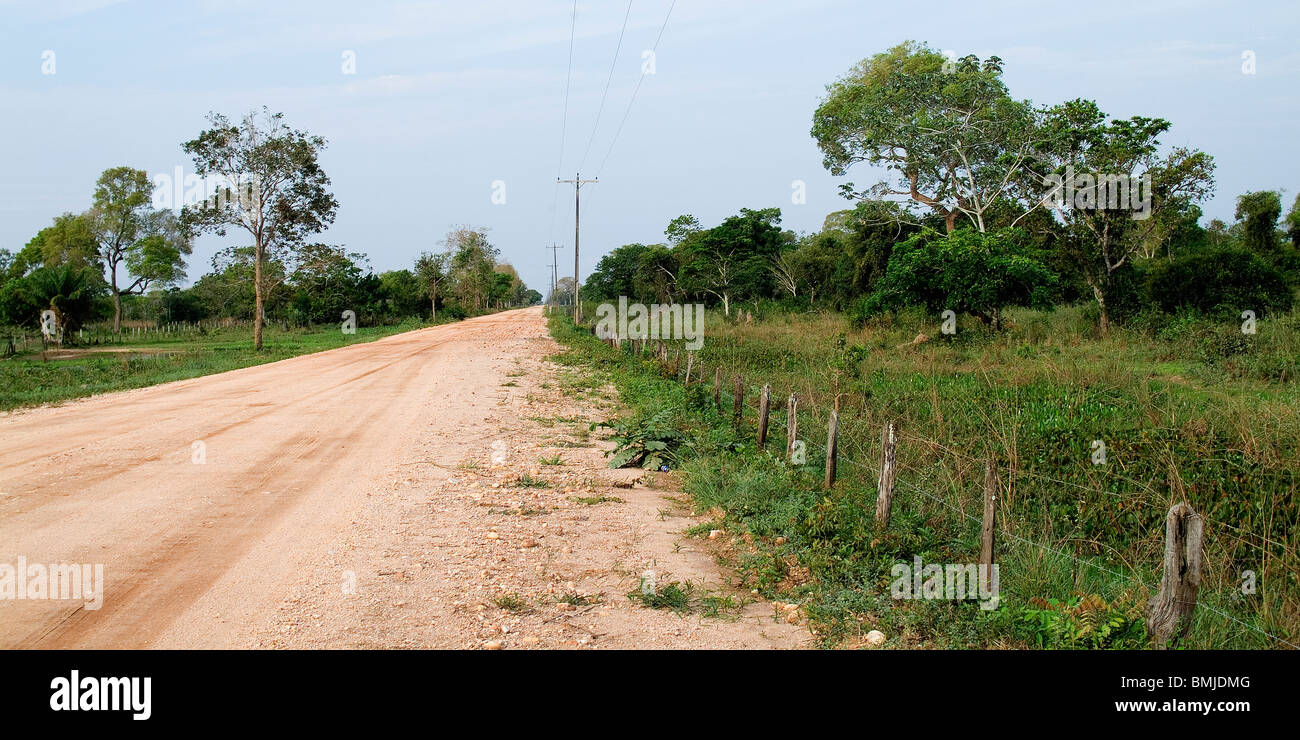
[1146, 247, 1293, 319]
[855, 227, 1057, 329]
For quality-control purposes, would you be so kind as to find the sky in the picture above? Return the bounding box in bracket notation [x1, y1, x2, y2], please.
[1, 0, 1297, 295]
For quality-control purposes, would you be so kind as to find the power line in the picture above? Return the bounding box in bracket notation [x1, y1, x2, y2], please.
[548, 0, 580, 246]
[577, 0, 634, 173]
[594, 0, 676, 178]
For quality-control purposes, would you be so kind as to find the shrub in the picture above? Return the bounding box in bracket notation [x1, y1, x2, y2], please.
[1146, 246, 1293, 319]
[855, 227, 1057, 329]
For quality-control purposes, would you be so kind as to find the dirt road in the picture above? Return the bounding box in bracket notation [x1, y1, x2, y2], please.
[0, 307, 806, 649]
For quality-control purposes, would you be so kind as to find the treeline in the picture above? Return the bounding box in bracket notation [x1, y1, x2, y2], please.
[580, 42, 1300, 333]
[0, 109, 539, 344]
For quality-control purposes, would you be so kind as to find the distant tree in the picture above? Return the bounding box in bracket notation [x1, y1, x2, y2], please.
[182, 108, 338, 349]
[633, 244, 680, 304]
[287, 244, 368, 325]
[1287, 193, 1300, 250]
[1037, 98, 1215, 334]
[377, 269, 425, 319]
[414, 251, 450, 320]
[583, 243, 650, 301]
[86, 167, 192, 333]
[442, 226, 498, 311]
[677, 207, 786, 316]
[1235, 191, 1282, 255]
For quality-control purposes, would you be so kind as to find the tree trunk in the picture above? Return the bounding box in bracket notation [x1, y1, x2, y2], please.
[1089, 280, 1110, 337]
[722, 293, 730, 317]
[253, 247, 265, 351]
[111, 264, 122, 334]
[430, 284, 437, 322]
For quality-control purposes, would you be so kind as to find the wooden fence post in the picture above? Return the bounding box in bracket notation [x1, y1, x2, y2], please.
[757, 384, 771, 449]
[979, 457, 998, 593]
[824, 396, 839, 489]
[684, 353, 693, 384]
[785, 394, 798, 460]
[873, 421, 898, 528]
[1145, 502, 1204, 649]
[733, 375, 744, 426]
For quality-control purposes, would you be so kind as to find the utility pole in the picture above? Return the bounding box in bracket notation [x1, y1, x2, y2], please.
[545, 243, 563, 306]
[557, 172, 597, 321]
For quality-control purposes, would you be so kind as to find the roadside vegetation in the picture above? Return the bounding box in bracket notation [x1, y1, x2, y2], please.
[551, 305, 1298, 649]
[556, 40, 1299, 649]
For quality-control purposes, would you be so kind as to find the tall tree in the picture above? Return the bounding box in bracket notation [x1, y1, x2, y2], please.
[414, 250, 450, 321]
[87, 167, 192, 332]
[812, 42, 1043, 233]
[1037, 99, 1215, 333]
[182, 108, 338, 350]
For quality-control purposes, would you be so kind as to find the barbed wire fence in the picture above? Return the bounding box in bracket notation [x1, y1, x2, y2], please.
[594, 330, 1297, 649]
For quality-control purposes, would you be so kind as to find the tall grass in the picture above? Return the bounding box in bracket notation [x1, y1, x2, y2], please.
[551, 305, 1298, 649]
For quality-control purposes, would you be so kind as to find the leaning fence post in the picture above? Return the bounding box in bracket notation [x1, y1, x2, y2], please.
[824, 396, 839, 489]
[874, 421, 898, 529]
[1145, 502, 1204, 649]
[684, 352, 693, 385]
[757, 384, 771, 449]
[785, 394, 798, 460]
[733, 375, 744, 426]
[980, 456, 998, 593]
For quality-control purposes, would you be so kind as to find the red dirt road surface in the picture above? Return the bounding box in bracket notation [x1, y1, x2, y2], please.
[0, 308, 807, 649]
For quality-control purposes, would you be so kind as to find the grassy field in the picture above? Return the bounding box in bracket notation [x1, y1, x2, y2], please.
[550, 304, 1299, 649]
[0, 319, 428, 411]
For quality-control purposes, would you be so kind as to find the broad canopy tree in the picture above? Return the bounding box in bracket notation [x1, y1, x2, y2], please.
[812, 41, 1043, 233]
[181, 108, 338, 350]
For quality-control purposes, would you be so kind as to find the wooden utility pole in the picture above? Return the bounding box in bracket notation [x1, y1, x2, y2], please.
[544, 243, 562, 306]
[557, 173, 597, 321]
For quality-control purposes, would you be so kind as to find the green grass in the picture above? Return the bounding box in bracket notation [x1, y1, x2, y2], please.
[570, 494, 623, 506]
[0, 319, 426, 411]
[493, 593, 531, 612]
[515, 473, 551, 489]
[549, 305, 1299, 649]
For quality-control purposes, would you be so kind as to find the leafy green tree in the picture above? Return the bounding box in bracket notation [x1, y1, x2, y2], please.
[287, 244, 368, 325]
[1286, 193, 1300, 250]
[677, 207, 786, 315]
[813, 42, 1042, 232]
[1235, 191, 1282, 254]
[1037, 98, 1215, 333]
[583, 243, 650, 301]
[86, 167, 192, 332]
[442, 226, 499, 311]
[182, 108, 338, 349]
[414, 250, 450, 320]
[377, 269, 425, 319]
[633, 244, 680, 304]
[858, 227, 1057, 329]
[0, 263, 106, 332]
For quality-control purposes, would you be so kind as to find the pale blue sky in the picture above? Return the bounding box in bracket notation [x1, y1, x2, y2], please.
[1, 0, 1296, 294]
